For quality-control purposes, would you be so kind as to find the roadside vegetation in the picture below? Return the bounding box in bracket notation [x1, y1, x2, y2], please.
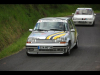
[0, 4, 100, 59]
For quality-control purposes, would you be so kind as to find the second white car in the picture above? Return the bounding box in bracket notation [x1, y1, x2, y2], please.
[72, 8, 96, 26]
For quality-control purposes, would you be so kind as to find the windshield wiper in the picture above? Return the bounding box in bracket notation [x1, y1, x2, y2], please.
[50, 28, 62, 31]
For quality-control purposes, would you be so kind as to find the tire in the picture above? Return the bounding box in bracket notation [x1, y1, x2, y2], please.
[92, 21, 95, 26]
[64, 42, 71, 56]
[74, 39, 78, 49]
[26, 51, 31, 56]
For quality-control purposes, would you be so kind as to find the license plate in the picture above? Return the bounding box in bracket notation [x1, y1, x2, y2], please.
[79, 21, 86, 23]
[38, 46, 53, 49]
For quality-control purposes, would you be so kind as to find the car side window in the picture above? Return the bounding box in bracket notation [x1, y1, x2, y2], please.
[64, 23, 68, 31]
[70, 19, 76, 29]
[68, 20, 73, 29]
[92, 10, 94, 15]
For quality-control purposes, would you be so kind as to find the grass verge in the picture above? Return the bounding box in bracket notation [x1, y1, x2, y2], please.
[0, 31, 30, 59]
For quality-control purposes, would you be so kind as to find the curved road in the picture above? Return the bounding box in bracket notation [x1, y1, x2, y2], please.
[0, 13, 100, 71]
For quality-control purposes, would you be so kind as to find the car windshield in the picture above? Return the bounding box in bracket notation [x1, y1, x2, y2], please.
[75, 9, 93, 15]
[33, 21, 68, 31]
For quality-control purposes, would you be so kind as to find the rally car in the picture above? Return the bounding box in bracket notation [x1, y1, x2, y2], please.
[72, 8, 96, 26]
[26, 17, 78, 56]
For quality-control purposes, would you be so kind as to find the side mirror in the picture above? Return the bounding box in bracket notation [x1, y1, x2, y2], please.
[29, 29, 33, 32]
[71, 29, 75, 32]
[72, 13, 74, 15]
[94, 13, 96, 16]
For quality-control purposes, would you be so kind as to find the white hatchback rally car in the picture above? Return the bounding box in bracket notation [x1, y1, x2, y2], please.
[26, 17, 78, 56]
[72, 8, 96, 26]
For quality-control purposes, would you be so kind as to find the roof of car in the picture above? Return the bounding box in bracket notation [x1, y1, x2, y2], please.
[77, 8, 92, 9]
[39, 17, 71, 20]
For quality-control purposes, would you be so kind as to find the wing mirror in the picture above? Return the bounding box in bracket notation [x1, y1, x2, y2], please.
[71, 29, 75, 32]
[72, 13, 74, 15]
[94, 13, 96, 16]
[29, 29, 33, 32]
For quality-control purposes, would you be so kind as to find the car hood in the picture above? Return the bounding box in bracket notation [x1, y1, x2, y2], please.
[28, 31, 67, 40]
[73, 15, 93, 18]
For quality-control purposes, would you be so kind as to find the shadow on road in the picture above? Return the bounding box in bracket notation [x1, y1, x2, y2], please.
[26, 48, 79, 57]
[75, 25, 94, 27]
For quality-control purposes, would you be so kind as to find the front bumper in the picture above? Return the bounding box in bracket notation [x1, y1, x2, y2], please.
[26, 43, 68, 54]
[73, 20, 93, 25]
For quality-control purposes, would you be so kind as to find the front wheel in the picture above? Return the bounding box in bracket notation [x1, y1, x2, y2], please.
[26, 52, 31, 56]
[92, 21, 95, 26]
[64, 42, 71, 56]
[26, 50, 32, 56]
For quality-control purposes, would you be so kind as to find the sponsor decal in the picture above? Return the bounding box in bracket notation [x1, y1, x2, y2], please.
[50, 33, 65, 40]
[53, 33, 66, 39]
[33, 33, 46, 36]
[84, 18, 87, 20]
[32, 33, 41, 36]
[46, 31, 64, 39]
[46, 31, 66, 40]
[82, 18, 87, 20]
[32, 32, 66, 40]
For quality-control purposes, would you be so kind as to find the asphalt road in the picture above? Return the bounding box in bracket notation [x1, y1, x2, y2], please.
[0, 14, 100, 71]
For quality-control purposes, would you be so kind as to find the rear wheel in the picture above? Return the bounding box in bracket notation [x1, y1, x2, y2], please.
[74, 39, 78, 49]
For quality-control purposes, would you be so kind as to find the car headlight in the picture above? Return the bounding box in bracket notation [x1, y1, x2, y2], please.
[87, 18, 93, 20]
[55, 37, 66, 44]
[27, 37, 36, 43]
[72, 17, 78, 20]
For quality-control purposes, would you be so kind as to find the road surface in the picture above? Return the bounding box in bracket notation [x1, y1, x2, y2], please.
[0, 13, 100, 71]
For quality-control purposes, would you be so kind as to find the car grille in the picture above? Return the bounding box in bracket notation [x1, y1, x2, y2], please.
[36, 39, 55, 43]
[75, 18, 82, 20]
[39, 49, 64, 51]
[75, 18, 87, 20]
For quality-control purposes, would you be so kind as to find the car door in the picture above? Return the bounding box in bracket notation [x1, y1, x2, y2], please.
[70, 19, 77, 43]
[68, 19, 75, 46]
[92, 10, 96, 21]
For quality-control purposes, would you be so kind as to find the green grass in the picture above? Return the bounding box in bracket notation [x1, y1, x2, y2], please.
[0, 31, 30, 59]
[0, 4, 100, 59]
